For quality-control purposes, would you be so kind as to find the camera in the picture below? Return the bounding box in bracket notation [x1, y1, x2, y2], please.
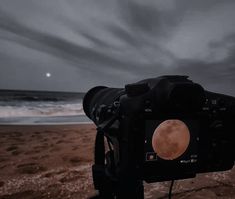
[83, 75, 235, 198]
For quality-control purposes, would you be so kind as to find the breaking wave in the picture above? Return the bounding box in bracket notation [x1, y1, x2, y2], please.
[0, 101, 84, 118]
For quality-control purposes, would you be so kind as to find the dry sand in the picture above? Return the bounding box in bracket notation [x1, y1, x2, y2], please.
[0, 124, 235, 199]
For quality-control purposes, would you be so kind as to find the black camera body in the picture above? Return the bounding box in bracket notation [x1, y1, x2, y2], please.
[83, 76, 235, 198]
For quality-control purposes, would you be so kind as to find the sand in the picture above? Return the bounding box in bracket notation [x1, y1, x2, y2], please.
[0, 124, 235, 199]
[0, 124, 96, 199]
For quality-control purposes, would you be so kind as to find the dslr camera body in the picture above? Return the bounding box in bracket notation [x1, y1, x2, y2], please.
[83, 76, 235, 198]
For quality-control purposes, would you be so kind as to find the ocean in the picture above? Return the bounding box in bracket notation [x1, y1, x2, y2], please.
[0, 90, 91, 125]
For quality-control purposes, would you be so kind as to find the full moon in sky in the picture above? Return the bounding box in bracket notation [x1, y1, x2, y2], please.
[152, 119, 190, 160]
[46, 73, 51, 78]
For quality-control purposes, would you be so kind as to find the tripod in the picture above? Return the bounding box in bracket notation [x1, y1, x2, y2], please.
[91, 123, 145, 199]
[90, 109, 173, 199]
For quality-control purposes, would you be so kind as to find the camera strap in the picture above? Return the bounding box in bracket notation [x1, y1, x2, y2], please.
[93, 104, 120, 193]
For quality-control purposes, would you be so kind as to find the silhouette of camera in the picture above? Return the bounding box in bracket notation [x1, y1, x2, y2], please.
[83, 76, 235, 198]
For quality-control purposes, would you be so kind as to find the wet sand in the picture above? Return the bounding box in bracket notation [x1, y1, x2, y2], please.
[0, 124, 235, 199]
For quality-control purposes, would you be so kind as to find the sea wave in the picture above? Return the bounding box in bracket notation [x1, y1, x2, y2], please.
[0, 101, 84, 118]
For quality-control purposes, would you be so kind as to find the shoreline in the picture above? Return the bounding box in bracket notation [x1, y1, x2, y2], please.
[0, 115, 90, 126]
[0, 121, 93, 126]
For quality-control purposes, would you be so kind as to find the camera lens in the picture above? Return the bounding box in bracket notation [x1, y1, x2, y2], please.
[152, 120, 190, 160]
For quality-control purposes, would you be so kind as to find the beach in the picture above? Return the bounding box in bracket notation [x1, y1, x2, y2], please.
[0, 124, 96, 199]
[0, 124, 235, 199]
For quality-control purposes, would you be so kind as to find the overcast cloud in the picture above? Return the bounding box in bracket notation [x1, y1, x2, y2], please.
[0, 0, 235, 95]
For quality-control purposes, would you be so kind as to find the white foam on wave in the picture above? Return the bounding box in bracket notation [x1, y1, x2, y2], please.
[0, 103, 85, 118]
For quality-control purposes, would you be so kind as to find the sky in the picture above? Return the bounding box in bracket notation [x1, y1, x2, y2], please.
[0, 0, 235, 95]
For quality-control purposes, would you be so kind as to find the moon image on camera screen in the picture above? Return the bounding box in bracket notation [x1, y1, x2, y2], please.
[152, 119, 190, 160]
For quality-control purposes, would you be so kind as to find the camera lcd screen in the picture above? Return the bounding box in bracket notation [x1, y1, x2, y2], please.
[145, 119, 199, 163]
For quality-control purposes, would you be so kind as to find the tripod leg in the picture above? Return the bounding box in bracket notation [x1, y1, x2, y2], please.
[89, 190, 115, 199]
[117, 178, 144, 199]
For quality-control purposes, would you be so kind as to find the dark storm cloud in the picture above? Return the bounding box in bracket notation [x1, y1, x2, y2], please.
[170, 33, 235, 95]
[0, 9, 121, 71]
[0, 0, 235, 94]
[119, 1, 179, 35]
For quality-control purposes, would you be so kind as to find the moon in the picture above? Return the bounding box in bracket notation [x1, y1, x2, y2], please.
[46, 73, 51, 78]
[152, 119, 190, 160]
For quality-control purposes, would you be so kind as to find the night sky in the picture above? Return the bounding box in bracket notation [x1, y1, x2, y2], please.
[0, 0, 235, 95]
